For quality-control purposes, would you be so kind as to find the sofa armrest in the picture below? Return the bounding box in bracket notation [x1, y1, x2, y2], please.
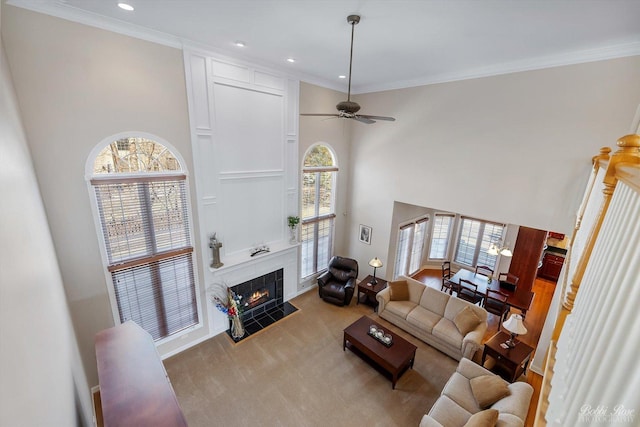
[344, 277, 356, 289]
[317, 271, 332, 287]
[461, 321, 487, 360]
[376, 287, 391, 312]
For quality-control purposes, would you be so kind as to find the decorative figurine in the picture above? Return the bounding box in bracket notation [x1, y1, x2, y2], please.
[209, 233, 223, 268]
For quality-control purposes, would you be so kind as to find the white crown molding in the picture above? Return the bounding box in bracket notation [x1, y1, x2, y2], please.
[353, 41, 640, 94]
[7, 0, 346, 93]
[8, 0, 638, 95]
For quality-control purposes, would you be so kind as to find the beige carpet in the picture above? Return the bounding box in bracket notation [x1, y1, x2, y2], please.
[164, 290, 458, 426]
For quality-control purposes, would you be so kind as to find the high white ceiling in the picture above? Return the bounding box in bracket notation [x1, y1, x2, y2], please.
[8, 0, 640, 93]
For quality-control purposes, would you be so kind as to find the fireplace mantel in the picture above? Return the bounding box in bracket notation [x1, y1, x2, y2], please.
[208, 241, 298, 274]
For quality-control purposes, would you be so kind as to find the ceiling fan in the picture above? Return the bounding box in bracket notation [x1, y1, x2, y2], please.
[301, 15, 396, 124]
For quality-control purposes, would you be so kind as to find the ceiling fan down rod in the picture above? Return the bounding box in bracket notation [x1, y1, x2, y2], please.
[346, 14, 360, 102]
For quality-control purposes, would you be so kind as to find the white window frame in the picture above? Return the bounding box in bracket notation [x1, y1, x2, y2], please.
[85, 132, 202, 345]
[453, 216, 505, 270]
[300, 143, 338, 279]
[394, 216, 429, 278]
[428, 212, 455, 260]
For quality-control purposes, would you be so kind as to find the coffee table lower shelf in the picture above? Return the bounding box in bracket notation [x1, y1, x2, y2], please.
[343, 316, 417, 389]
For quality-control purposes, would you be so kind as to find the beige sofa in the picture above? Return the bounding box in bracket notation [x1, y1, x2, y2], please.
[376, 275, 487, 361]
[420, 358, 534, 427]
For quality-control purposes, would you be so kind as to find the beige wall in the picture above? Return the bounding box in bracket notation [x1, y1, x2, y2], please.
[343, 57, 640, 281]
[299, 82, 352, 283]
[0, 9, 90, 425]
[2, 5, 206, 388]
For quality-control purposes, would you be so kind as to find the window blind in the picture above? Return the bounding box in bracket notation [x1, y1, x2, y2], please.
[92, 174, 198, 340]
[429, 213, 454, 259]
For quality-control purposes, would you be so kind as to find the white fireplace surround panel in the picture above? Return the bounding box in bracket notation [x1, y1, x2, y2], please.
[206, 246, 298, 335]
[183, 49, 300, 338]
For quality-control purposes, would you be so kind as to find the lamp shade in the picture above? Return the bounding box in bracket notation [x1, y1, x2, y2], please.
[487, 244, 499, 256]
[369, 257, 383, 268]
[503, 314, 528, 335]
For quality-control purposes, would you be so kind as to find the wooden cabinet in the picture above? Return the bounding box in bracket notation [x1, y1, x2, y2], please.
[508, 226, 547, 293]
[539, 253, 565, 282]
[95, 321, 187, 427]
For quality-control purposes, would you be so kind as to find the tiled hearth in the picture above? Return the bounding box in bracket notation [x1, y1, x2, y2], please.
[231, 301, 297, 342]
[227, 268, 297, 343]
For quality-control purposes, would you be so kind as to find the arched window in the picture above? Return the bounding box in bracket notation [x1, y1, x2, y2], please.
[89, 136, 198, 341]
[301, 144, 338, 278]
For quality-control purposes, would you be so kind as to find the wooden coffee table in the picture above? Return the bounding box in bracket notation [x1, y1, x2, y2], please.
[343, 316, 417, 389]
[482, 331, 534, 382]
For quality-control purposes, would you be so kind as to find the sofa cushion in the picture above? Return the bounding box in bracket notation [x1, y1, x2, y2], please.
[419, 286, 450, 316]
[432, 318, 464, 350]
[427, 395, 472, 427]
[464, 409, 499, 427]
[454, 306, 482, 335]
[388, 280, 409, 301]
[384, 300, 416, 319]
[442, 372, 481, 414]
[471, 375, 510, 409]
[407, 305, 442, 334]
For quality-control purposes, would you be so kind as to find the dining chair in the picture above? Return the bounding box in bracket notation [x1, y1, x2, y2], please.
[457, 279, 484, 305]
[475, 265, 494, 277]
[484, 289, 511, 322]
[441, 261, 459, 295]
[498, 272, 519, 292]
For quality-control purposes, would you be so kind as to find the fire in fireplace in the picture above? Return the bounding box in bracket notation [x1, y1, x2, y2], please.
[231, 269, 283, 321]
[248, 289, 270, 309]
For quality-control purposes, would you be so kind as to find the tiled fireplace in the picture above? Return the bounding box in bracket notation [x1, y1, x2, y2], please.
[207, 245, 299, 342]
[230, 268, 297, 341]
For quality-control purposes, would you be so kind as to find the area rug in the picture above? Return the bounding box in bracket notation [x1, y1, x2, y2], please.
[164, 290, 458, 426]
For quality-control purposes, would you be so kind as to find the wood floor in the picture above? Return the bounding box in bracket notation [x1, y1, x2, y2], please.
[411, 269, 556, 427]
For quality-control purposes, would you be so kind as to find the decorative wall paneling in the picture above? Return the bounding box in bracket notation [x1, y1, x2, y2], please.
[184, 49, 299, 336]
[535, 135, 640, 426]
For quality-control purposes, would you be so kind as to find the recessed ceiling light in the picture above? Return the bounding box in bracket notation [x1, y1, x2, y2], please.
[286, 58, 296, 63]
[234, 41, 246, 48]
[338, 75, 346, 79]
[117, 3, 134, 11]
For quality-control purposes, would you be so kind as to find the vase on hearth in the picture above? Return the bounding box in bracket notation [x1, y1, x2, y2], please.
[230, 315, 245, 339]
[288, 226, 297, 244]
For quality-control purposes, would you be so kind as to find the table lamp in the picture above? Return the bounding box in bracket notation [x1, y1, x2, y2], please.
[502, 313, 527, 348]
[368, 257, 383, 285]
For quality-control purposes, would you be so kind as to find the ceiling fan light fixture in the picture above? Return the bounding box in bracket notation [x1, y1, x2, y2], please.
[117, 3, 134, 11]
[299, 14, 395, 124]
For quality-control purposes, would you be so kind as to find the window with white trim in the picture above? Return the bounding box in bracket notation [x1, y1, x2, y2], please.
[454, 217, 505, 269]
[394, 217, 429, 278]
[301, 144, 337, 278]
[429, 213, 454, 259]
[90, 137, 198, 341]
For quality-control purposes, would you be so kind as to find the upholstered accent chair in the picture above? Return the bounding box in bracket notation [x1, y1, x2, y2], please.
[317, 256, 359, 306]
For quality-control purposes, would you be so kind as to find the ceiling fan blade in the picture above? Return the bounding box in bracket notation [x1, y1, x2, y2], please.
[300, 113, 340, 117]
[358, 114, 396, 122]
[353, 116, 375, 124]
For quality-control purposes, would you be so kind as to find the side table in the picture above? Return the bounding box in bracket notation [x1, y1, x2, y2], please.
[482, 331, 534, 382]
[357, 275, 387, 311]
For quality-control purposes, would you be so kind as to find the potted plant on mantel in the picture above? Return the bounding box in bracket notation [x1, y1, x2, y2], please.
[287, 215, 300, 244]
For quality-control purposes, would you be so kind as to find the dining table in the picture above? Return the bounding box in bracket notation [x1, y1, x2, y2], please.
[449, 268, 534, 317]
